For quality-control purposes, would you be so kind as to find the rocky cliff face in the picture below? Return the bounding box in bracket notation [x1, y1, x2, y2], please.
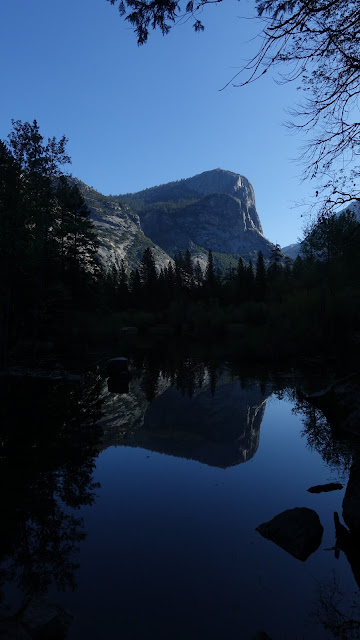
[77, 168, 275, 271]
[75, 180, 172, 271]
[138, 378, 270, 467]
[97, 365, 272, 468]
[140, 192, 271, 260]
[121, 169, 273, 262]
[183, 169, 262, 233]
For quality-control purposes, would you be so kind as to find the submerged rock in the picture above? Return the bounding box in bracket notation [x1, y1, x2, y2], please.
[307, 482, 343, 493]
[256, 507, 323, 561]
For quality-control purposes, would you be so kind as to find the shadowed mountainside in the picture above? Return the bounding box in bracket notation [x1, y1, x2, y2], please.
[98, 369, 271, 468]
[76, 169, 275, 271]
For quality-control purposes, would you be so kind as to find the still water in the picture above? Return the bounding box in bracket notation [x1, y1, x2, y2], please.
[1, 359, 359, 639]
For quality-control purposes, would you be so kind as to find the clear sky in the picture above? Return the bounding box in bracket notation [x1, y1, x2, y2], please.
[0, 0, 317, 247]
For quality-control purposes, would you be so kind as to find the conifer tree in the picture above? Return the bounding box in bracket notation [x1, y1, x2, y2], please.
[194, 261, 203, 288]
[184, 249, 194, 277]
[129, 268, 142, 306]
[255, 251, 267, 301]
[204, 249, 216, 291]
[55, 177, 99, 283]
[268, 244, 284, 280]
[139, 247, 157, 290]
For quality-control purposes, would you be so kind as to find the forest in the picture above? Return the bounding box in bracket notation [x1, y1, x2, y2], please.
[1, 119, 360, 369]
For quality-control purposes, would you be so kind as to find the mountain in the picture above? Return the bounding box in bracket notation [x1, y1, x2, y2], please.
[76, 169, 275, 272]
[120, 169, 274, 265]
[281, 243, 301, 259]
[75, 179, 171, 271]
[98, 368, 272, 468]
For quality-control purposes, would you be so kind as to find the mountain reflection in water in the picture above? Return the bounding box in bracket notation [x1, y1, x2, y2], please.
[108, 379, 270, 467]
[1, 359, 360, 640]
[102, 358, 271, 467]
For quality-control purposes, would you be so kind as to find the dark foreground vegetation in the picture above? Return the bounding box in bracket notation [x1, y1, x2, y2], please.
[1, 120, 360, 369]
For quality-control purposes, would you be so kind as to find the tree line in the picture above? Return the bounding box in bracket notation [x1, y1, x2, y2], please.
[2, 119, 360, 365]
[102, 209, 360, 361]
[0, 120, 99, 365]
[102, 244, 291, 311]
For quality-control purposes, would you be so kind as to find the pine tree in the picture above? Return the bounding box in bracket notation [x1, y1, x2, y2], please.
[245, 260, 255, 299]
[255, 251, 267, 301]
[129, 268, 142, 306]
[194, 261, 203, 288]
[139, 247, 157, 290]
[268, 244, 284, 280]
[55, 177, 99, 283]
[204, 249, 216, 292]
[0, 141, 24, 365]
[184, 249, 193, 277]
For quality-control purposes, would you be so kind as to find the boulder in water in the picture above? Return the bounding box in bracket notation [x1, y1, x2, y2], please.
[256, 507, 323, 561]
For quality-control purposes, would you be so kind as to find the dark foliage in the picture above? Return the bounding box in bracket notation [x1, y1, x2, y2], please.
[0, 120, 100, 366]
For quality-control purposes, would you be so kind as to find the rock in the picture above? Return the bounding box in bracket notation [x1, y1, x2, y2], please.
[21, 596, 73, 640]
[76, 178, 172, 272]
[138, 187, 274, 261]
[343, 459, 360, 533]
[334, 511, 360, 590]
[307, 482, 343, 493]
[78, 168, 276, 271]
[256, 507, 323, 561]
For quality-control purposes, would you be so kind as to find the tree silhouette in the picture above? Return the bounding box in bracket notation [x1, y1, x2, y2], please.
[0, 375, 104, 617]
[108, 0, 360, 208]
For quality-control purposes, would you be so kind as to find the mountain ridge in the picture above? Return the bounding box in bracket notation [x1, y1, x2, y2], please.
[76, 168, 276, 271]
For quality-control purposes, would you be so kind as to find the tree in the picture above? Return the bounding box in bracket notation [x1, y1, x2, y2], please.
[204, 249, 216, 291]
[301, 210, 360, 266]
[249, 0, 360, 212]
[129, 268, 142, 305]
[255, 250, 267, 300]
[1, 121, 72, 360]
[245, 259, 255, 296]
[0, 120, 100, 362]
[118, 259, 129, 306]
[194, 260, 203, 287]
[268, 243, 284, 279]
[108, 0, 360, 209]
[7, 120, 70, 270]
[184, 248, 194, 279]
[55, 177, 99, 282]
[139, 247, 158, 290]
[0, 141, 24, 365]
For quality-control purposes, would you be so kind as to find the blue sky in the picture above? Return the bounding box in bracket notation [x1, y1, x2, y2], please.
[0, 0, 317, 246]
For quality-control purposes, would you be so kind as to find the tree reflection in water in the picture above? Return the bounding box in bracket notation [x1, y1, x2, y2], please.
[131, 352, 212, 401]
[0, 374, 104, 619]
[293, 395, 360, 639]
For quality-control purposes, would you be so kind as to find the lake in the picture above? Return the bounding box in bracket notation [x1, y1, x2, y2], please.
[1, 357, 359, 639]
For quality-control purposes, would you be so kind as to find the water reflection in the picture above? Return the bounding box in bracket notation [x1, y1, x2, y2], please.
[0, 375, 104, 631]
[293, 395, 360, 638]
[2, 359, 360, 640]
[101, 357, 271, 467]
